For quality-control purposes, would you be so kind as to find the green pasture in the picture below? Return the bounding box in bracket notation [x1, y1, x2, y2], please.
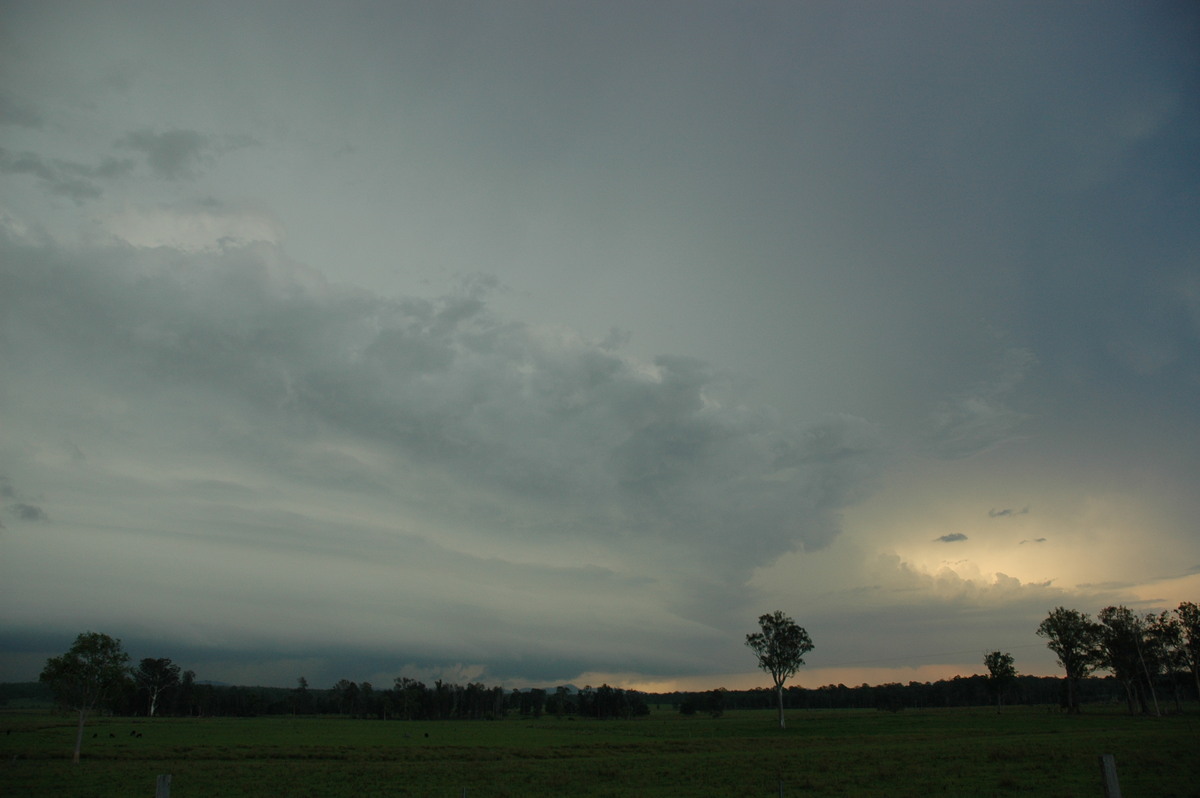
[2, 706, 1197, 797]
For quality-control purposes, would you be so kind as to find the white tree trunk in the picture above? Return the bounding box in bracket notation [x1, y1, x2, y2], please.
[72, 708, 87, 764]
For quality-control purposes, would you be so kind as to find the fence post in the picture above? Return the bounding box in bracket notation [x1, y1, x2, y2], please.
[155, 774, 171, 798]
[1099, 755, 1121, 798]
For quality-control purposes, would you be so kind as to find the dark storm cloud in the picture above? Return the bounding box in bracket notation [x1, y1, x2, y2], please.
[935, 533, 967, 544]
[9, 503, 48, 522]
[0, 146, 133, 201]
[3, 0, 1198, 689]
[0, 231, 884, 576]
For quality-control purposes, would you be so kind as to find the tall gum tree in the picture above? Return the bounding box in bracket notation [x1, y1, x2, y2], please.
[39, 632, 131, 763]
[984, 650, 1017, 712]
[746, 611, 814, 729]
[1036, 607, 1101, 714]
[1176, 602, 1200, 702]
[135, 657, 181, 717]
[1098, 605, 1162, 715]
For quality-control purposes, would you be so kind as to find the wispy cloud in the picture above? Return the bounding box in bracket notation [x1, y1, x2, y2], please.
[989, 506, 1030, 519]
[927, 348, 1036, 459]
[935, 533, 968, 543]
[0, 477, 48, 523]
[9, 503, 48, 522]
[116, 129, 257, 180]
[0, 147, 133, 201]
[0, 94, 43, 128]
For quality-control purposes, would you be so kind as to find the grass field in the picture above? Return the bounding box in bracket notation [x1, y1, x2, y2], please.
[2, 706, 1198, 797]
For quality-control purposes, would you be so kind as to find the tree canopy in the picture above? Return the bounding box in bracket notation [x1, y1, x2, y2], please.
[1175, 602, 1200, 701]
[40, 632, 130, 763]
[1036, 607, 1101, 713]
[135, 657, 181, 717]
[983, 650, 1017, 711]
[746, 610, 813, 728]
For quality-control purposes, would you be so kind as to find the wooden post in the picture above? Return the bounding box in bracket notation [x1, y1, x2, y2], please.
[155, 774, 171, 798]
[1099, 755, 1121, 798]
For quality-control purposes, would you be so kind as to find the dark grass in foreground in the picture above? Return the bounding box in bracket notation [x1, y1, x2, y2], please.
[2, 706, 1198, 797]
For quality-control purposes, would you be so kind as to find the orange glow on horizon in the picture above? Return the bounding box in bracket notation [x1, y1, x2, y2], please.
[570, 661, 1063, 695]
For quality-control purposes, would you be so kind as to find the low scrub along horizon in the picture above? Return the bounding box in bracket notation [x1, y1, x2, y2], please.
[3, 705, 1197, 797]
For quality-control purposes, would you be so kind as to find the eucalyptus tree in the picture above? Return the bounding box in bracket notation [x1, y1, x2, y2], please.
[135, 657, 181, 717]
[1176, 601, 1200, 702]
[1148, 610, 1189, 712]
[1096, 605, 1157, 714]
[333, 679, 358, 716]
[40, 632, 131, 763]
[357, 681, 377, 718]
[983, 650, 1017, 712]
[1036, 607, 1101, 713]
[746, 610, 814, 729]
[291, 676, 312, 715]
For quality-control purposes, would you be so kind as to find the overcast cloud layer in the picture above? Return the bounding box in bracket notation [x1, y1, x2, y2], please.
[2, 1, 1198, 690]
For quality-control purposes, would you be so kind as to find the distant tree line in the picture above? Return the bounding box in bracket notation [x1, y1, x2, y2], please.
[17, 669, 1189, 722]
[294, 677, 650, 721]
[26, 635, 651, 725]
[27, 673, 651, 720]
[665, 672, 1181, 715]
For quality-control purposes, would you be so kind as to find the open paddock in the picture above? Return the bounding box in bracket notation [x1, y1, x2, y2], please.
[2, 706, 1197, 797]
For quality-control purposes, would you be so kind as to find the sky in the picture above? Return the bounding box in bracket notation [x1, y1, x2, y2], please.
[2, 1, 1198, 693]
